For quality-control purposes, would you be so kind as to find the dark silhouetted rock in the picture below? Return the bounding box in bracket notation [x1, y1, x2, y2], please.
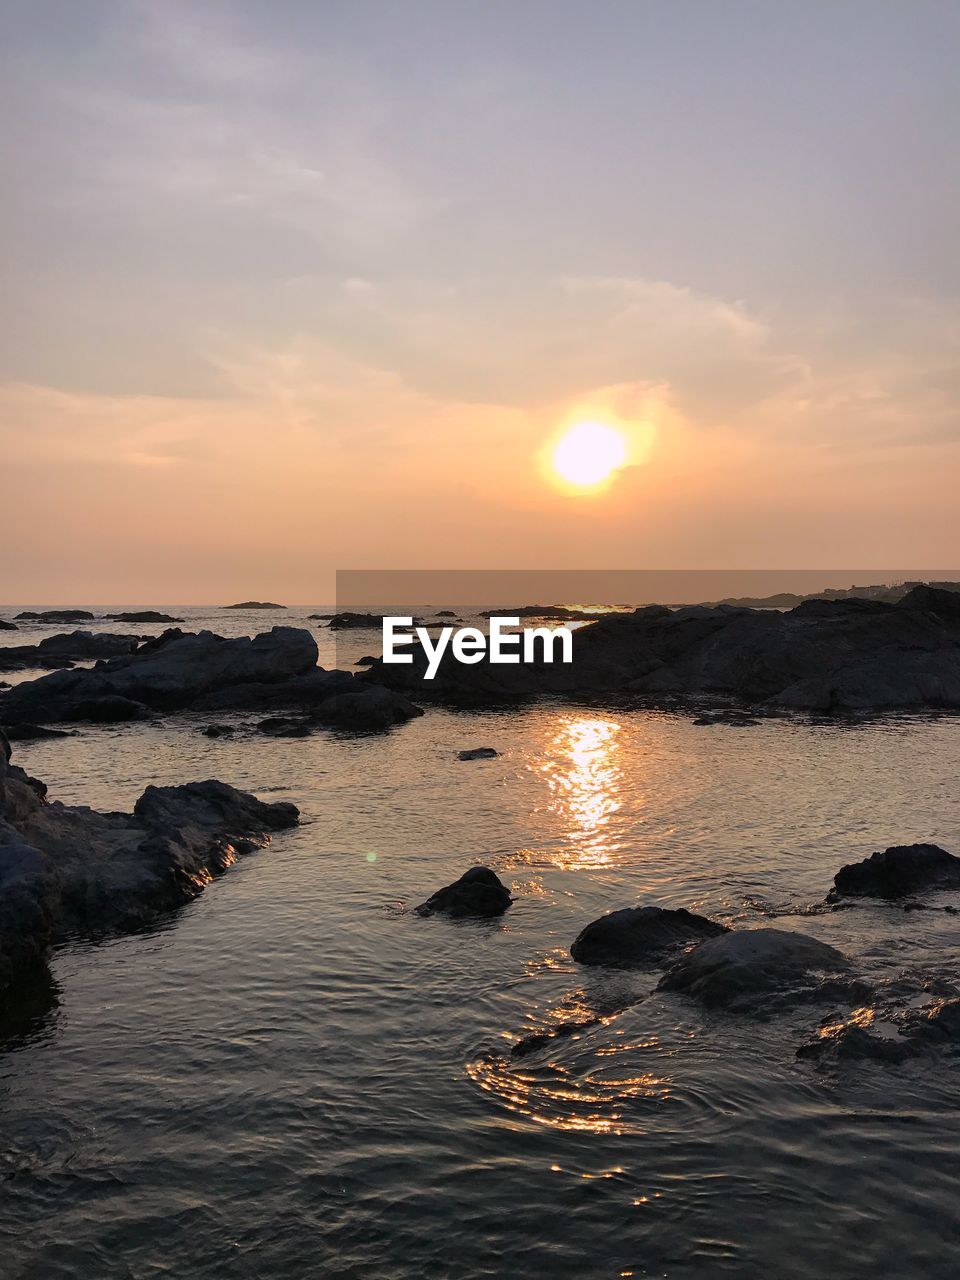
[457, 747, 500, 761]
[355, 655, 377, 666]
[907, 997, 960, 1044]
[0, 749, 298, 998]
[415, 866, 512, 918]
[15, 610, 95, 623]
[2, 724, 75, 742]
[0, 620, 16, 631]
[830, 843, 960, 899]
[203, 724, 234, 738]
[365, 585, 960, 712]
[224, 601, 286, 609]
[435, 610, 456, 617]
[658, 928, 849, 1008]
[797, 1023, 915, 1066]
[0, 631, 141, 672]
[257, 716, 313, 737]
[570, 905, 728, 967]
[692, 710, 761, 726]
[105, 611, 183, 623]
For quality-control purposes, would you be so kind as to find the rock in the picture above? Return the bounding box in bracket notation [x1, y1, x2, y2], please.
[0, 631, 142, 672]
[830, 843, 960, 899]
[0, 627, 320, 721]
[326, 611, 416, 630]
[14, 610, 95, 623]
[797, 1023, 916, 1066]
[355, 655, 377, 666]
[0, 749, 298, 1000]
[311, 687, 423, 732]
[435, 610, 456, 617]
[203, 724, 235, 737]
[658, 928, 849, 1008]
[0, 620, 16, 631]
[570, 905, 729, 967]
[415, 866, 512, 918]
[479, 605, 598, 620]
[364, 587, 960, 712]
[257, 716, 313, 737]
[457, 747, 500, 761]
[692, 710, 761, 726]
[224, 601, 286, 609]
[105, 611, 183, 623]
[1, 724, 75, 741]
[906, 997, 960, 1044]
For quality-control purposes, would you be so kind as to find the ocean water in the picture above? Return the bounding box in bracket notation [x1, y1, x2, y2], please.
[2, 607, 960, 1278]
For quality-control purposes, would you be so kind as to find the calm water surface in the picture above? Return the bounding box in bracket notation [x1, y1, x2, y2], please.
[2, 608, 960, 1277]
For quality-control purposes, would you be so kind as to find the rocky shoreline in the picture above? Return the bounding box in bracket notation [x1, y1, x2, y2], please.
[0, 626, 422, 733]
[0, 731, 299, 1009]
[365, 585, 960, 712]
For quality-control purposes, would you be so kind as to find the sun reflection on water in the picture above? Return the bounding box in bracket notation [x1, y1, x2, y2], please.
[537, 716, 628, 869]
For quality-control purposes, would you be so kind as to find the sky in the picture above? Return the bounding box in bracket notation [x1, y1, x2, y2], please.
[1, 0, 958, 603]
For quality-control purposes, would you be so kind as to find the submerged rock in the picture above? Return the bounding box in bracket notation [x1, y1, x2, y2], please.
[830, 843, 960, 899]
[415, 866, 512, 918]
[658, 928, 848, 1008]
[692, 710, 761, 727]
[203, 724, 235, 738]
[797, 1023, 916, 1066]
[570, 905, 728, 967]
[457, 747, 500, 761]
[0, 744, 298, 1000]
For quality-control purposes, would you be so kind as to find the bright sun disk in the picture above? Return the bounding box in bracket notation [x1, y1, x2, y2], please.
[551, 421, 627, 488]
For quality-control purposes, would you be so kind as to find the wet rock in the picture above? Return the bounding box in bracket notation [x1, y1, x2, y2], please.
[0, 620, 16, 631]
[257, 716, 313, 737]
[457, 747, 500, 761]
[692, 710, 761, 727]
[2, 724, 75, 742]
[797, 1023, 916, 1066]
[571, 905, 729, 967]
[905, 997, 960, 1045]
[311, 686, 423, 732]
[0, 748, 298, 999]
[658, 928, 849, 1008]
[830, 843, 960, 899]
[203, 724, 235, 738]
[415, 866, 512, 918]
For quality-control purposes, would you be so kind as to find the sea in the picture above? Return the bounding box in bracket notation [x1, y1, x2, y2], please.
[1, 605, 959, 1278]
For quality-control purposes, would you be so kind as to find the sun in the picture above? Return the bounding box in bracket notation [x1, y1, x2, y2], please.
[551, 421, 627, 489]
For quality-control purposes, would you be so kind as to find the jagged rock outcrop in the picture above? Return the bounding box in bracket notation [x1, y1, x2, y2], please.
[0, 630, 141, 672]
[0, 627, 422, 731]
[657, 928, 849, 1009]
[0, 740, 298, 1001]
[830, 843, 960, 899]
[415, 866, 512, 918]
[364, 585, 960, 712]
[570, 905, 728, 967]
